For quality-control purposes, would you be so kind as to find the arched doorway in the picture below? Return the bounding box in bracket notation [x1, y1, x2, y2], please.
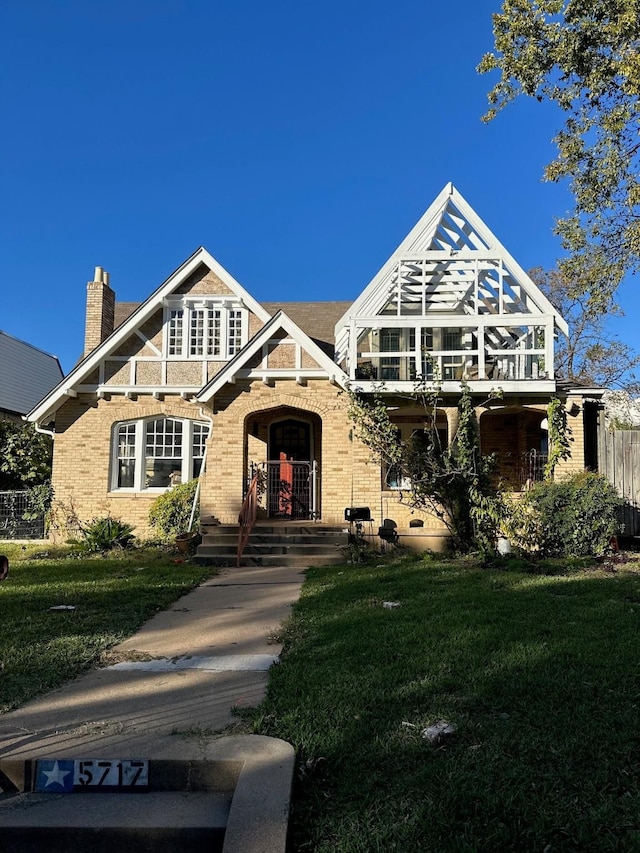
[245, 408, 321, 520]
[480, 407, 547, 489]
[266, 418, 314, 519]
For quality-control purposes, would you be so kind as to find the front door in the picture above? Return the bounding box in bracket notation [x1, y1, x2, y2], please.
[267, 419, 313, 519]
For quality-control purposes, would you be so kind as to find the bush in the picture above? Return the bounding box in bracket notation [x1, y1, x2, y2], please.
[23, 482, 54, 523]
[148, 480, 199, 540]
[69, 517, 135, 552]
[507, 472, 619, 557]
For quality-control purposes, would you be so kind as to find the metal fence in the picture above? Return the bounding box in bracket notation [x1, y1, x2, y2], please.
[0, 490, 45, 539]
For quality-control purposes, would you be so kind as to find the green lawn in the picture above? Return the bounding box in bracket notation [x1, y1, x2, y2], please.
[0, 543, 215, 713]
[253, 554, 640, 852]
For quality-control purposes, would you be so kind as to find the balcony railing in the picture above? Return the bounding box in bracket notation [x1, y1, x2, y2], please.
[355, 352, 547, 383]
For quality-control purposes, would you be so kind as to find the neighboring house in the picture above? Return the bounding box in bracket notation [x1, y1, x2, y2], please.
[27, 184, 603, 545]
[0, 331, 64, 422]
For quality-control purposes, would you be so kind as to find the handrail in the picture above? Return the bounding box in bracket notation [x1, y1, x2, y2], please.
[237, 473, 259, 566]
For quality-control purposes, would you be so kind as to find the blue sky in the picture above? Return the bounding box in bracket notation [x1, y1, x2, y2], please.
[1, 0, 635, 375]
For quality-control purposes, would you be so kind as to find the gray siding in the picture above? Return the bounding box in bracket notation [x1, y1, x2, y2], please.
[0, 332, 64, 416]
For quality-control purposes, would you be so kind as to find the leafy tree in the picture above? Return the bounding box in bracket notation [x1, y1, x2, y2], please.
[0, 421, 52, 489]
[531, 265, 640, 392]
[347, 382, 503, 553]
[479, 0, 640, 309]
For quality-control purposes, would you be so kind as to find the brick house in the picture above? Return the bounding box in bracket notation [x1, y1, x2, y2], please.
[27, 184, 602, 547]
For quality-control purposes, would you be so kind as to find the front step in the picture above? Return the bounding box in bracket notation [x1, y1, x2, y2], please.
[194, 523, 348, 568]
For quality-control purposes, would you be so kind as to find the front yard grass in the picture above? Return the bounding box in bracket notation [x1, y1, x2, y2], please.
[0, 543, 215, 713]
[253, 554, 640, 852]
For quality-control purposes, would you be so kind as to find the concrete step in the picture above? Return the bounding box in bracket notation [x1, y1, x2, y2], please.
[194, 523, 348, 568]
[201, 524, 346, 536]
[0, 791, 229, 852]
[194, 552, 344, 567]
[202, 533, 346, 547]
[198, 543, 343, 556]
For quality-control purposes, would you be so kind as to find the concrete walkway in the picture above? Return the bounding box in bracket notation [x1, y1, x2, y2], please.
[0, 564, 306, 762]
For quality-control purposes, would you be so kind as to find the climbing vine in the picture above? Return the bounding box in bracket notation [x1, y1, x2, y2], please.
[544, 397, 571, 480]
[346, 380, 503, 553]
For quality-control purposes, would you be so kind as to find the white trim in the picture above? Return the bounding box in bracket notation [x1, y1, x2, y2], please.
[197, 311, 349, 402]
[162, 301, 248, 360]
[351, 379, 557, 395]
[135, 329, 162, 357]
[76, 385, 202, 395]
[27, 246, 271, 425]
[334, 184, 569, 364]
[110, 416, 209, 492]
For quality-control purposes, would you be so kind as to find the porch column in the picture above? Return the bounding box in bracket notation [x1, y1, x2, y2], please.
[445, 407, 459, 446]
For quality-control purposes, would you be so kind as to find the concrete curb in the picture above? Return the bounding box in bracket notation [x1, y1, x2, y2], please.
[0, 734, 295, 853]
[212, 735, 295, 853]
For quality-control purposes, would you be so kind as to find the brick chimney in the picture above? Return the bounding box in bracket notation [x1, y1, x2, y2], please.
[84, 266, 115, 356]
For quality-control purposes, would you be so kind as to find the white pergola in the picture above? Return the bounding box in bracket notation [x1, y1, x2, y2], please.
[335, 184, 568, 393]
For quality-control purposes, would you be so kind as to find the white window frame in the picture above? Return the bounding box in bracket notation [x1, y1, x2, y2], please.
[110, 417, 210, 492]
[164, 300, 247, 360]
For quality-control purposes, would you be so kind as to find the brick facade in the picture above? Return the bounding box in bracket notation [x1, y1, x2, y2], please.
[48, 381, 590, 544]
[39, 246, 593, 549]
[49, 394, 203, 540]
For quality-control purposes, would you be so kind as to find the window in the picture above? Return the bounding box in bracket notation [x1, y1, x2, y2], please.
[227, 310, 243, 356]
[168, 309, 184, 356]
[165, 302, 245, 359]
[383, 422, 448, 490]
[380, 328, 401, 381]
[112, 418, 209, 491]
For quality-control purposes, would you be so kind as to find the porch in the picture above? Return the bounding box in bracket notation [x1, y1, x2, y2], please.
[479, 406, 549, 490]
[244, 406, 322, 522]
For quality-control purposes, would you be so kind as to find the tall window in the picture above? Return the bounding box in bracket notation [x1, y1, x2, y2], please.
[380, 328, 401, 381]
[168, 309, 184, 356]
[165, 303, 245, 359]
[113, 418, 209, 491]
[189, 309, 221, 356]
[227, 310, 243, 356]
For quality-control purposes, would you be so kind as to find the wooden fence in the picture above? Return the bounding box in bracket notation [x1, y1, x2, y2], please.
[598, 429, 640, 536]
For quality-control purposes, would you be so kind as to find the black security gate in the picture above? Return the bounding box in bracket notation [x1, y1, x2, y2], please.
[265, 460, 317, 520]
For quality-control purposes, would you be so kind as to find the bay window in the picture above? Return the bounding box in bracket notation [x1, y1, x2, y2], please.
[112, 417, 209, 491]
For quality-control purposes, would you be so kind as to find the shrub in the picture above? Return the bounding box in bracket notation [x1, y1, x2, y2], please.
[507, 472, 619, 557]
[70, 517, 135, 552]
[23, 482, 54, 524]
[148, 480, 199, 540]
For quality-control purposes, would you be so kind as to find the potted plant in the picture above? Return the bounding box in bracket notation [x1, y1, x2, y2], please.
[175, 531, 199, 553]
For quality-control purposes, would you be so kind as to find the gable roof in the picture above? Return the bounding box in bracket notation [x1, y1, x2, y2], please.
[197, 310, 349, 402]
[27, 247, 273, 425]
[261, 301, 352, 357]
[112, 300, 354, 359]
[0, 331, 63, 417]
[335, 183, 569, 359]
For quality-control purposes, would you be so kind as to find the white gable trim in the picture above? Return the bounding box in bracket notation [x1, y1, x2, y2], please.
[196, 311, 349, 402]
[335, 184, 569, 339]
[27, 247, 272, 425]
